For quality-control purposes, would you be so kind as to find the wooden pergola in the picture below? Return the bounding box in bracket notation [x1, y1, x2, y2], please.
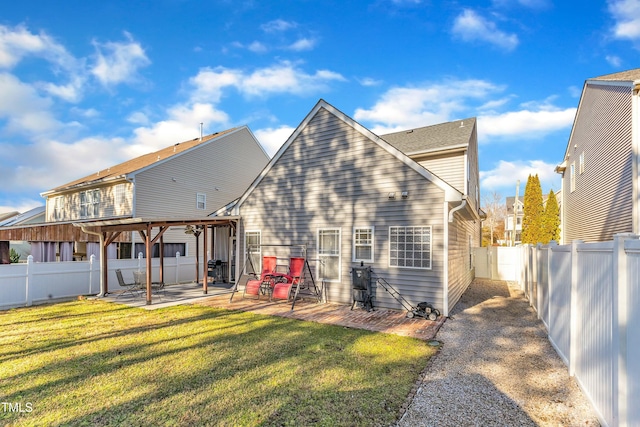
[73, 216, 240, 305]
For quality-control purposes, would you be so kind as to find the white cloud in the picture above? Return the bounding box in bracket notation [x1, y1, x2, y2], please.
[609, 0, 640, 40]
[354, 79, 502, 133]
[0, 198, 42, 214]
[478, 107, 576, 141]
[129, 103, 230, 154]
[254, 126, 295, 157]
[261, 19, 298, 33]
[0, 72, 61, 135]
[606, 54, 622, 67]
[0, 24, 76, 70]
[452, 9, 519, 50]
[287, 38, 317, 51]
[358, 77, 383, 86]
[480, 159, 561, 194]
[90, 32, 150, 86]
[248, 41, 268, 53]
[190, 62, 345, 100]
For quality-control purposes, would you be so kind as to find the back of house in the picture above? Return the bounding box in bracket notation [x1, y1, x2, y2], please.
[231, 100, 482, 315]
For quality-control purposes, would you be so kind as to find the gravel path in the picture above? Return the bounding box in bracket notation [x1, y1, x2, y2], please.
[397, 279, 601, 427]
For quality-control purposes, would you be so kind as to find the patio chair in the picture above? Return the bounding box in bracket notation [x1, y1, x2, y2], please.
[115, 269, 140, 299]
[271, 257, 305, 301]
[133, 270, 165, 299]
[244, 256, 288, 299]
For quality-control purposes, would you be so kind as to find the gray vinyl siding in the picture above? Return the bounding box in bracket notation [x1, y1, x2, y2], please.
[415, 154, 465, 194]
[135, 128, 269, 217]
[45, 181, 133, 222]
[563, 83, 634, 243]
[447, 208, 477, 312]
[238, 107, 447, 312]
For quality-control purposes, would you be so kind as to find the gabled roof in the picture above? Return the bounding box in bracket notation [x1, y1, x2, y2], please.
[381, 117, 476, 156]
[43, 127, 241, 195]
[590, 68, 640, 82]
[0, 206, 45, 227]
[232, 100, 462, 214]
[558, 68, 640, 165]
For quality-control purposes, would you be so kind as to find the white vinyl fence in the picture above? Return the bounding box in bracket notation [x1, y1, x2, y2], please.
[474, 234, 640, 427]
[0, 253, 200, 310]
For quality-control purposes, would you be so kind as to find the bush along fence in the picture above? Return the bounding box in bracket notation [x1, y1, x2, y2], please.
[0, 253, 199, 310]
[475, 234, 640, 427]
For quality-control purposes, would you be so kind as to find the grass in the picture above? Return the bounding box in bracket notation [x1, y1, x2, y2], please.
[0, 299, 436, 426]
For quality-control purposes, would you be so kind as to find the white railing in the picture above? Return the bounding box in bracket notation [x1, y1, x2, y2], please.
[473, 234, 640, 427]
[0, 253, 200, 310]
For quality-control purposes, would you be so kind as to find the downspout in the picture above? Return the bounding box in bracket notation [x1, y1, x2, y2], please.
[443, 198, 467, 318]
[448, 199, 467, 223]
[81, 225, 106, 297]
[442, 202, 450, 318]
[126, 175, 136, 258]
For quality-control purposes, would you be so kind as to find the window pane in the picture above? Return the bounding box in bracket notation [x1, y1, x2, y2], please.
[389, 226, 431, 269]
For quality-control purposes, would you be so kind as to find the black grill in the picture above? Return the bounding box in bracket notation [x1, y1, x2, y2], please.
[351, 266, 373, 311]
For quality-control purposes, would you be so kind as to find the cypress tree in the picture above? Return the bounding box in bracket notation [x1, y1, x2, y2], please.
[522, 174, 544, 244]
[542, 189, 560, 243]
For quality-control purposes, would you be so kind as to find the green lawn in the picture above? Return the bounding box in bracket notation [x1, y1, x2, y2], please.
[0, 299, 436, 426]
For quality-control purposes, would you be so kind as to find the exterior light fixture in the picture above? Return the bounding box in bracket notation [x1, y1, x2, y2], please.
[388, 192, 396, 199]
[401, 191, 409, 199]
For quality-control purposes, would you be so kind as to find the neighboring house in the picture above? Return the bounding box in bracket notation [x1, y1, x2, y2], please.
[555, 68, 640, 243]
[0, 127, 270, 263]
[504, 196, 524, 246]
[0, 206, 45, 263]
[221, 100, 483, 316]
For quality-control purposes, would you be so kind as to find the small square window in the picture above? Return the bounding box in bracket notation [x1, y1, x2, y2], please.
[579, 152, 584, 174]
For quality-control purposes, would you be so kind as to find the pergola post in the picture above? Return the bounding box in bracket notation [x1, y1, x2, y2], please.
[145, 224, 153, 305]
[203, 225, 209, 294]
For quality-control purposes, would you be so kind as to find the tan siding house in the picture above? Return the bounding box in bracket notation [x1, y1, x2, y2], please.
[556, 69, 640, 243]
[1, 127, 269, 261]
[226, 100, 483, 316]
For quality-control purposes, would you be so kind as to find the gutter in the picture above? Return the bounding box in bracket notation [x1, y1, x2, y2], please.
[80, 225, 107, 297]
[448, 199, 468, 223]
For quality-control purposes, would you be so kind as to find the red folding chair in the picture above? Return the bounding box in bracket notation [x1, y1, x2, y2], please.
[272, 257, 305, 301]
[244, 256, 288, 299]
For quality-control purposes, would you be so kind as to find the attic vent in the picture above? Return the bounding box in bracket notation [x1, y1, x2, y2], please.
[406, 129, 414, 134]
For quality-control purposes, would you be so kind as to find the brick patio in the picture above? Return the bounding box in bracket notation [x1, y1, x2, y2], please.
[197, 292, 446, 341]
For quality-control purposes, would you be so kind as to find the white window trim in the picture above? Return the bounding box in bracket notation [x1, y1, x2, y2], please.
[579, 152, 585, 175]
[196, 193, 206, 210]
[79, 189, 100, 219]
[388, 226, 432, 270]
[352, 226, 374, 263]
[570, 162, 576, 192]
[245, 230, 261, 273]
[317, 227, 341, 282]
[53, 196, 64, 221]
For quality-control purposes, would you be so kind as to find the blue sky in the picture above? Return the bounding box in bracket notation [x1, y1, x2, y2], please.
[0, 0, 637, 213]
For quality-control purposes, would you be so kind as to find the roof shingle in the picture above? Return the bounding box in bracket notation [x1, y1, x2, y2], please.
[381, 117, 476, 154]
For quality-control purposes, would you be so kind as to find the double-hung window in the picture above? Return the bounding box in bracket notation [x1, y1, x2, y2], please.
[353, 227, 374, 262]
[197, 193, 206, 210]
[245, 230, 261, 274]
[570, 162, 576, 192]
[389, 226, 431, 269]
[53, 196, 64, 221]
[80, 189, 100, 218]
[318, 228, 341, 281]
